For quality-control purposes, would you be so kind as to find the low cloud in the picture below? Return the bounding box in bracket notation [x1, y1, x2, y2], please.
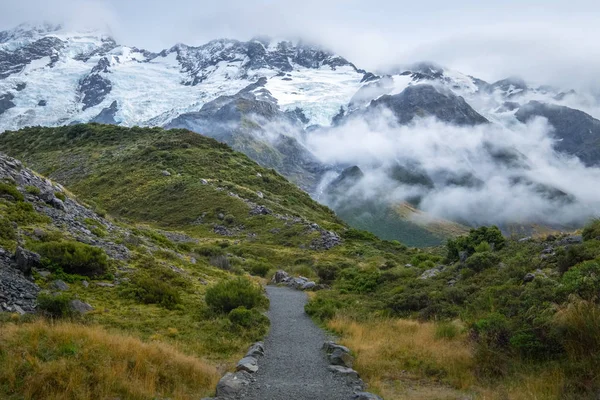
[306, 111, 600, 227]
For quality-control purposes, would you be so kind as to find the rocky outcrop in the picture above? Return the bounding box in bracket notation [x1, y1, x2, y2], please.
[271, 270, 323, 291]
[361, 84, 488, 126]
[516, 101, 600, 166]
[0, 248, 40, 313]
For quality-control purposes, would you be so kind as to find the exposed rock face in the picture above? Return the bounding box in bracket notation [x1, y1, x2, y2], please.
[516, 101, 600, 166]
[90, 100, 118, 124]
[78, 57, 112, 111]
[0, 93, 16, 115]
[364, 84, 488, 126]
[15, 247, 41, 275]
[0, 248, 40, 313]
[0, 36, 64, 79]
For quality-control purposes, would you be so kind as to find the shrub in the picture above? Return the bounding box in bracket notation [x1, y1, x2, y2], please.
[126, 275, 182, 309]
[434, 322, 460, 340]
[561, 260, 600, 299]
[338, 267, 380, 294]
[249, 262, 270, 277]
[447, 226, 505, 262]
[209, 255, 231, 270]
[54, 192, 66, 201]
[25, 185, 40, 195]
[305, 296, 343, 321]
[556, 242, 599, 274]
[0, 218, 16, 244]
[228, 306, 269, 328]
[37, 292, 74, 317]
[583, 219, 600, 241]
[0, 182, 24, 201]
[205, 278, 267, 313]
[33, 240, 109, 276]
[316, 262, 341, 283]
[464, 252, 501, 272]
[343, 228, 378, 241]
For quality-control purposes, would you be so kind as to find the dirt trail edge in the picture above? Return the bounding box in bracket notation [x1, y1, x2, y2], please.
[239, 286, 359, 400]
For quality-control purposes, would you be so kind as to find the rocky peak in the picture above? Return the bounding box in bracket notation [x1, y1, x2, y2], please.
[0, 22, 62, 44]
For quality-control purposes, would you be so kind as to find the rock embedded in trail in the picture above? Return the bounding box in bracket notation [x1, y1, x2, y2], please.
[329, 348, 354, 368]
[216, 371, 254, 398]
[236, 356, 259, 373]
[328, 365, 360, 380]
[354, 392, 384, 400]
[245, 342, 265, 358]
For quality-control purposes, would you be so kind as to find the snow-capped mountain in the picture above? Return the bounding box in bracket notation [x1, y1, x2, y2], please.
[0, 23, 367, 132]
[2, 22, 600, 244]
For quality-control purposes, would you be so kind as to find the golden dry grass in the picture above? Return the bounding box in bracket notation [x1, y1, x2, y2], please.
[327, 316, 566, 400]
[0, 320, 220, 400]
[328, 316, 475, 399]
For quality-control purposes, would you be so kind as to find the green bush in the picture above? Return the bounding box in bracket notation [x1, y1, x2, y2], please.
[316, 262, 341, 283]
[342, 228, 378, 241]
[561, 260, 600, 299]
[37, 292, 74, 317]
[205, 278, 267, 313]
[434, 322, 460, 340]
[447, 226, 505, 262]
[583, 219, 600, 241]
[209, 255, 231, 270]
[248, 262, 270, 277]
[54, 192, 66, 201]
[464, 252, 501, 272]
[126, 275, 182, 309]
[33, 240, 109, 276]
[337, 267, 380, 294]
[305, 296, 343, 321]
[0, 218, 16, 244]
[25, 185, 40, 195]
[228, 306, 269, 328]
[0, 182, 24, 201]
[556, 242, 600, 274]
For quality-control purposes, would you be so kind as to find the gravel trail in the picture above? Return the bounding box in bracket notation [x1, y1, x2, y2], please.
[239, 286, 358, 400]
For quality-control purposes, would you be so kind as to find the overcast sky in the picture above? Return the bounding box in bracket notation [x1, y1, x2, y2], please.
[1, 0, 599, 89]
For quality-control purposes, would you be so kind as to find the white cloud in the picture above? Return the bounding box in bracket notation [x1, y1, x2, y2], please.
[307, 112, 600, 227]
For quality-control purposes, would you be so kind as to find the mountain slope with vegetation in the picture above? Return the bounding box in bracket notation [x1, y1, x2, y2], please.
[1, 124, 600, 400]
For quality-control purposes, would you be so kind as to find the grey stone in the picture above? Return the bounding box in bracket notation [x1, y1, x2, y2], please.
[70, 299, 93, 314]
[51, 197, 65, 210]
[301, 281, 316, 290]
[272, 270, 290, 284]
[161, 170, 171, 176]
[459, 251, 469, 263]
[328, 365, 360, 380]
[13, 304, 26, 315]
[216, 371, 252, 397]
[95, 282, 115, 287]
[52, 280, 70, 291]
[559, 235, 583, 245]
[15, 247, 41, 275]
[81, 280, 89, 288]
[329, 348, 354, 368]
[236, 356, 259, 373]
[323, 341, 351, 354]
[523, 273, 535, 283]
[245, 342, 265, 358]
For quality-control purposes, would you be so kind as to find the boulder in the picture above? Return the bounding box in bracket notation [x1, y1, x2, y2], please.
[459, 251, 468, 263]
[215, 371, 252, 397]
[70, 299, 94, 314]
[301, 281, 316, 290]
[327, 365, 360, 380]
[236, 356, 259, 373]
[559, 235, 583, 245]
[52, 280, 70, 291]
[15, 247, 41, 275]
[523, 273, 535, 283]
[245, 342, 265, 358]
[161, 170, 171, 176]
[329, 348, 354, 368]
[272, 270, 290, 284]
[51, 197, 65, 210]
[323, 341, 351, 354]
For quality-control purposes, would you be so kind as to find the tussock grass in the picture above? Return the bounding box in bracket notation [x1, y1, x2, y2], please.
[0, 320, 220, 400]
[328, 316, 569, 400]
[328, 316, 475, 398]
